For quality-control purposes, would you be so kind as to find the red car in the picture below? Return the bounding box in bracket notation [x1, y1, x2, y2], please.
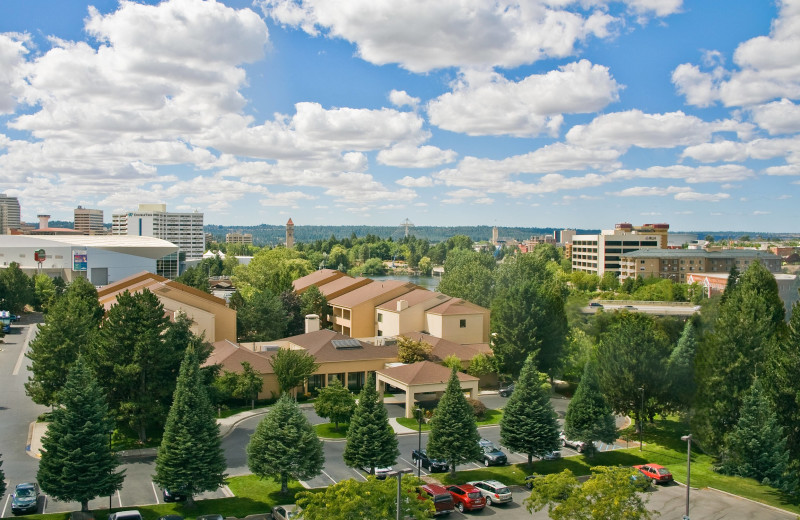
[634, 463, 673, 484]
[446, 484, 486, 513]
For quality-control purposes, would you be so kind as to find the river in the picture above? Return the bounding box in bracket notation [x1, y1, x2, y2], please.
[369, 273, 440, 291]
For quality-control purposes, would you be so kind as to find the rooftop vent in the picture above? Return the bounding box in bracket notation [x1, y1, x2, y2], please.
[332, 339, 363, 350]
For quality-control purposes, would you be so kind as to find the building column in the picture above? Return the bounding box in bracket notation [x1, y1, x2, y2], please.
[405, 386, 415, 419]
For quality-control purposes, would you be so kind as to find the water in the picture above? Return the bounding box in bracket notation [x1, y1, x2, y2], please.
[369, 273, 440, 291]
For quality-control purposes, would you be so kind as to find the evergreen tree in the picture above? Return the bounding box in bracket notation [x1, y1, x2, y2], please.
[666, 319, 698, 412]
[563, 359, 616, 456]
[270, 347, 320, 397]
[0, 453, 5, 497]
[247, 394, 324, 494]
[314, 377, 356, 432]
[344, 373, 399, 474]
[37, 357, 124, 512]
[500, 354, 560, 464]
[236, 288, 288, 342]
[154, 344, 227, 506]
[694, 262, 786, 452]
[720, 378, 794, 492]
[0, 262, 34, 314]
[300, 285, 329, 328]
[280, 290, 305, 337]
[25, 278, 104, 407]
[721, 264, 740, 303]
[233, 361, 264, 409]
[427, 368, 482, 475]
[437, 249, 495, 308]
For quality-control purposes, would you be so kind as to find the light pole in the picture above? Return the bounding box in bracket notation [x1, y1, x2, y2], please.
[108, 429, 114, 510]
[415, 407, 423, 478]
[639, 387, 645, 452]
[681, 434, 692, 520]
[389, 468, 413, 520]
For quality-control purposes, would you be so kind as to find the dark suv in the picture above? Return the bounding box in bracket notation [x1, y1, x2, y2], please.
[478, 438, 507, 466]
[418, 483, 455, 516]
[411, 449, 448, 472]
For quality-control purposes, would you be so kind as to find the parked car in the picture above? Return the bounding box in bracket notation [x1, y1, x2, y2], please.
[629, 471, 653, 491]
[524, 474, 541, 490]
[11, 482, 40, 515]
[589, 302, 603, 308]
[541, 450, 562, 460]
[467, 480, 512, 506]
[418, 483, 455, 516]
[446, 484, 485, 513]
[478, 438, 507, 466]
[162, 486, 188, 502]
[271, 505, 301, 520]
[559, 431, 586, 452]
[622, 305, 637, 310]
[157, 515, 184, 520]
[362, 466, 393, 479]
[196, 515, 223, 520]
[411, 449, 448, 472]
[634, 463, 673, 484]
[108, 511, 143, 520]
[498, 383, 515, 397]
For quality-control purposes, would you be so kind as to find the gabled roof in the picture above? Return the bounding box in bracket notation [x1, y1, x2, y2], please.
[426, 298, 489, 316]
[376, 361, 478, 386]
[97, 271, 228, 309]
[377, 289, 450, 312]
[401, 332, 492, 362]
[204, 340, 275, 374]
[329, 280, 417, 308]
[282, 329, 398, 363]
[316, 275, 373, 299]
[292, 268, 346, 293]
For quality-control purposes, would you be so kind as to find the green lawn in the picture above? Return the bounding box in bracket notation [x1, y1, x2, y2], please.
[396, 409, 503, 431]
[313, 422, 349, 438]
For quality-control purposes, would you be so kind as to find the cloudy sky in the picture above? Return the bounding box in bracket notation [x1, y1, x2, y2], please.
[1, 0, 798, 232]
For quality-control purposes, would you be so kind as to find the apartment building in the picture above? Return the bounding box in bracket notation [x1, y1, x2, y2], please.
[618, 249, 782, 282]
[376, 289, 451, 338]
[74, 206, 105, 234]
[329, 280, 418, 338]
[225, 232, 253, 245]
[0, 193, 21, 234]
[572, 223, 668, 277]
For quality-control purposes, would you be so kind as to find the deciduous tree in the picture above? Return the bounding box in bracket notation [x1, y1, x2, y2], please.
[0, 262, 33, 313]
[314, 377, 356, 432]
[344, 373, 398, 474]
[233, 247, 313, 294]
[397, 336, 433, 363]
[437, 249, 495, 308]
[427, 368, 482, 475]
[247, 394, 324, 494]
[500, 354, 560, 464]
[269, 347, 320, 397]
[234, 361, 264, 409]
[563, 359, 616, 456]
[37, 357, 124, 512]
[234, 288, 287, 342]
[153, 345, 227, 506]
[300, 285, 330, 328]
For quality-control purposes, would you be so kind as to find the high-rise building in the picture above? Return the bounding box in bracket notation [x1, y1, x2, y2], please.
[74, 206, 105, 234]
[286, 218, 295, 248]
[112, 203, 204, 277]
[572, 223, 668, 277]
[226, 232, 253, 245]
[0, 193, 21, 234]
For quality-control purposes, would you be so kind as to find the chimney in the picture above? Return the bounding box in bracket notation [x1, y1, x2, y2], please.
[396, 300, 409, 311]
[304, 314, 320, 333]
[38, 214, 50, 229]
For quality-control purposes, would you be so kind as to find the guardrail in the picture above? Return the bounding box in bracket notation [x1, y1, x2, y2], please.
[595, 300, 698, 307]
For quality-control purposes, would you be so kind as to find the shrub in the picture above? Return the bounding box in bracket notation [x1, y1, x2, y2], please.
[466, 397, 487, 420]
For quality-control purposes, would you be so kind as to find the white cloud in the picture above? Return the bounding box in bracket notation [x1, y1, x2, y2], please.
[0, 33, 29, 114]
[674, 191, 730, 202]
[427, 60, 620, 137]
[682, 136, 800, 163]
[765, 164, 800, 176]
[673, 0, 800, 107]
[377, 144, 457, 168]
[396, 176, 434, 188]
[610, 164, 754, 183]
[260, 0, 622, 72]
[622, 0, 683, 17]
[566, 110, 748, 150]
[610, 186, 691, 197]
[750, 98, 800, 135]
[389, 90, 420, 108]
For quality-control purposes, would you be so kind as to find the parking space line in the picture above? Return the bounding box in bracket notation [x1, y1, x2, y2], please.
[3, 493, 12, 516]
[320, 470, 338, 485]
[116, 489, 122, 507]
[151, 482, 160, 504]
[398, 457, 428, 476]
[221, 485, 234, 497]
[42, 495, 47, 514]
[351, 468, 367, 481]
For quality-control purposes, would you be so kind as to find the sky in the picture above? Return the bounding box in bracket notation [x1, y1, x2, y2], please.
[0, 0, 798, 233]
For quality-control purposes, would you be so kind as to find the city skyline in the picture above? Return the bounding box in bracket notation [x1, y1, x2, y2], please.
[0, 0, 798, 232]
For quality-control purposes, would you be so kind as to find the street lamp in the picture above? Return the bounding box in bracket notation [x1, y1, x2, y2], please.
[639, 387, 645, 452]
[680, 434, 692, 520]
[108, 428, 114, 510]
[388, 468, 413, 520]
[415, 407, 424, 478]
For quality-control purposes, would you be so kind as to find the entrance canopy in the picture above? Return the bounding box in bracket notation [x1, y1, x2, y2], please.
[375, 361, 479, 418]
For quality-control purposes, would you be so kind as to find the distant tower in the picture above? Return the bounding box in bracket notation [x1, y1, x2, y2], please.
[400, 218, 415, 237]
[492, 226, 498, 246]
[286, 218, 295, 248]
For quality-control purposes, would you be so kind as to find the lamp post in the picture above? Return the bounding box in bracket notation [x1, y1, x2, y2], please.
[680, 434, 692, 520]
[108, 429, 114, 510]
[639, 387, 645, 452]
[389, 468, 413, 520]
[415, 407, 423, 478]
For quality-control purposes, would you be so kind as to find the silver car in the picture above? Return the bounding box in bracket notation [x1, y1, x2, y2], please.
[466, 480, 513, 506]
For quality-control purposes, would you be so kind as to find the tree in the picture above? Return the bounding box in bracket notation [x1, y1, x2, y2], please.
[0, 262, 34, 313]
[279, 290, 304, 337]
[314, 377, 356, 432]
[297, 474, 433, 520]
[500, 354, 560, 464]
[0, 453, 5, 497]
[563, 359, 616, 456]
[418, 256, 432, 276]
[720, 378, 794, 492]
[234, 361, 264, 409]
[247, 394, 324, 494]
[437, 249, 495, 308]
[344, 373, 398, 474]
[300, 285, 330, 328]
[153, 345, 227, 506]
[666, 319, 698, 412]
[234, 288, 287, 342]
[721, 263, 740, 303]
[596, 313, 671, 431]
[694, 261, 786, 452]
[233, 247, 313, 294]
[427, 368, 482, 475]
[441, 353, 463, 372]
[37, 357, 124, 512]
[525, 467, 653, 520]
[467, 352, 496, 377]
[33, 274, 57, 311]
[269, 347, 320, 397]
[25, 278, 104, 407]
[397, 336, 432, 363]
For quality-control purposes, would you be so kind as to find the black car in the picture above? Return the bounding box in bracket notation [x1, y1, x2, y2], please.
[11, 483, 40, 515]
[196, 515, 223, 520]
[158, 516, 184, 520]
[411, 449, 448, 472]
[478, 439, 507, 466]
[498, 383, 515, 397]
[163, 487, 188, 502]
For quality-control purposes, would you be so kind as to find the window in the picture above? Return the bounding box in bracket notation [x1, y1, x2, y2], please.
[377, 313, 382, 323]
[459, 319, 467, 328]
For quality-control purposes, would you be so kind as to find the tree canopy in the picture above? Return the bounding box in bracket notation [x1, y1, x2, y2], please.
[269, 347, 320, 397]
[563, 359, 616, 455]
[314, 377, 356, 431]
[343, 372, 398, 473]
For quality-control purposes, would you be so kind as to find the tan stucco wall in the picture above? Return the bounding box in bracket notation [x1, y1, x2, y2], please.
[427, 313, 488, 344]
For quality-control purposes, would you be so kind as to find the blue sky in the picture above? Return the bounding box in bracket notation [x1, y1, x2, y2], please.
[1, 0, 798, 232]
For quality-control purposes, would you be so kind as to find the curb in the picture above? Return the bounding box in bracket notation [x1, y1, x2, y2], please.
[705, 486, 798, 518]
[26, 421, 35, 454]
[218, 408, 272, 439]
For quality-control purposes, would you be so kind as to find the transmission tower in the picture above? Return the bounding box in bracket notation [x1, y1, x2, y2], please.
[400, 218, 415, 237]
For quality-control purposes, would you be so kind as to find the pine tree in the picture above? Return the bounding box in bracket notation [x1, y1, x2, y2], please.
[500, 354, 561, 464]
[721, 378, 794, 492]
[0, 453, 6, 497]
[247, 394, 324, 494]
[666, 319, 698, 412]
[314, 377, 356, 432]
[563, 359, 616, 456]
[37, 357, 124, 512]
[427, 368, 482, 475]
[153, 344, 227, 506]
[343, 372, 399, 474]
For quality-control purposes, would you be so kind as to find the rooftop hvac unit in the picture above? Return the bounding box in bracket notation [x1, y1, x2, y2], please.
[260, 345, 281, 352]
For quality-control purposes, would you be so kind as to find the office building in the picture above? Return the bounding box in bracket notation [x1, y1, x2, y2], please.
[74, 206, 105, 234]
[0, 194, 21, 234]
[226, 232, 253, 245]
[572, 223, 668, 277]
[618, 249, 782, 282]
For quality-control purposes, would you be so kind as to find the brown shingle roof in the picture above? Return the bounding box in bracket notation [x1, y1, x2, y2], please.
[282, 329, 398, 363]
[329, 280, 417, 308]
[401, 332, 492, 362]
[204, 340, 276, 374]
[377, 289, 449, 311]
[97, 271, 227, 309]
[426, 298, 489, 316]
[317, 276, 373, 299]
[377, 361, 478, 386]
[292, 269, 346, 293]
